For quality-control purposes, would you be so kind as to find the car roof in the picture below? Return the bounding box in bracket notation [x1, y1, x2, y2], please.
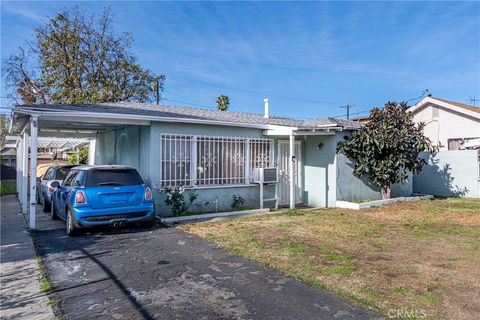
[51, 164, 79, 169]
[72, 165, 137, 171]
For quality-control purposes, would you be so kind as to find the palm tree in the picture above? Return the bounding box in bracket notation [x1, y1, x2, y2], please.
[216, 95, 230, 111]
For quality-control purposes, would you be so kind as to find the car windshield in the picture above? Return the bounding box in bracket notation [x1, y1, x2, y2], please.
[85, 169, 143, 187]
[55, 167, 71, 180]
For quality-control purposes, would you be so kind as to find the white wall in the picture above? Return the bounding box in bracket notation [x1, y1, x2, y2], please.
[413, 105, 480, 150]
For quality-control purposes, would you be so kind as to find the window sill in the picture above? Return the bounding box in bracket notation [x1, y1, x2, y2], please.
[157, 183, 269, 191]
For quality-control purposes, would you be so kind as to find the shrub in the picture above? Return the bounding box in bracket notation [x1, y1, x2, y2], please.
[231, 194, 245, 211]
[164, 186, 198, 215]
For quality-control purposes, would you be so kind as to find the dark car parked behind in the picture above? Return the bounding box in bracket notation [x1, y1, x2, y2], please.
[37, 164, 78, 212]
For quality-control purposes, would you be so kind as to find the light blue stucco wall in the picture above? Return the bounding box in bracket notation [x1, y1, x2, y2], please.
[335, 132, 413, 201]
[413, 151, 480, 198]
[95, 123, 388, 213]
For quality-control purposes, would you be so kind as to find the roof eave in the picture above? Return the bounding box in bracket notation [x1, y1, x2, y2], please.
[11, 106, 295, 133]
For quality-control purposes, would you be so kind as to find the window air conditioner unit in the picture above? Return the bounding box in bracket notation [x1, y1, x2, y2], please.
[252, 167, 278, 184]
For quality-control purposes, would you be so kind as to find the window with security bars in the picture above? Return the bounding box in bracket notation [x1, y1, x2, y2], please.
[250, 138, 272, 169]
[161, 134, 193, 187]
[161, 134, 273, 187]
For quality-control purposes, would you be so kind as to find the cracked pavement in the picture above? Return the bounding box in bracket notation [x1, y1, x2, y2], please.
[34, 225, 380, 319]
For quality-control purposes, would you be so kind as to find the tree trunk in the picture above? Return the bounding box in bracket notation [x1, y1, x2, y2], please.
[381, 185, 391, 200]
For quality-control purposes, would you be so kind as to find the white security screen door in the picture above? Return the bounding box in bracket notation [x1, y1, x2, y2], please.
[278, 140, 302, 205]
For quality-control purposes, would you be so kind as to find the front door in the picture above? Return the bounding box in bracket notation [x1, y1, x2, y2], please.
[278, 140, 302, 206]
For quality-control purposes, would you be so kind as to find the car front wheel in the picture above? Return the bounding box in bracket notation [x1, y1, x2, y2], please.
[66, 208, 81, 237]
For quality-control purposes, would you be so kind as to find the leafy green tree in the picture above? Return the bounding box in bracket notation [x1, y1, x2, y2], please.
[216, 95, 230, 111]
[337, 101, 436, 199]
[69, 148, 88, 165]
[3, 7, 164, 104]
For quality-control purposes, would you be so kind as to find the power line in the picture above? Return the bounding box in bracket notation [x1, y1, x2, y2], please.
[165, 75, 351, 106]
[405, 89, 430, 103]
[161, 97, 215, 109]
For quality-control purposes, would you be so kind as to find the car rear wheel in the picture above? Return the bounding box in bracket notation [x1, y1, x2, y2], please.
[66, 208, 81, 237]
[142, 214, 156, 228]
[51, 199, 59, 220]
[43, 197, 51, 213]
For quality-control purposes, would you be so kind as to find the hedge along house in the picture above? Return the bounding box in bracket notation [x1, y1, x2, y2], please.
[10, 100, 411, 223]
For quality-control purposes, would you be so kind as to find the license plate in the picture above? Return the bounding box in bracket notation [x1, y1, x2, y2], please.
[109, 194, 128, 202]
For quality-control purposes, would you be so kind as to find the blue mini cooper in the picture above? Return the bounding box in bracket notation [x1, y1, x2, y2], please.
[51, 166, 155, 236]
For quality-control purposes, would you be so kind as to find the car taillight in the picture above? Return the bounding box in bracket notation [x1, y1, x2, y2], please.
[144, 187, 152, 201]
[75, 191, 87, 204]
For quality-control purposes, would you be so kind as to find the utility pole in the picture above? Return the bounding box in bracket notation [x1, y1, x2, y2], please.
[340, 104, 353, 120]
[468, 95, 479, 107]
[156, 77, 160, 105]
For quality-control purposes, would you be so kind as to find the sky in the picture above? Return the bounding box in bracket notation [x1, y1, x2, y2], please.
[1, 1, 479, 119]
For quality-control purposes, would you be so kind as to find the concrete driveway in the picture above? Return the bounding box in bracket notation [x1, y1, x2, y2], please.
[34, 223, 380, 319]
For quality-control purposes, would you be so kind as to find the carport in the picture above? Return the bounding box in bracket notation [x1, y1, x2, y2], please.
[9, 104, 150, 229]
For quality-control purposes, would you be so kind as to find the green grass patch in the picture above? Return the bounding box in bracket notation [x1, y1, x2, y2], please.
[35, 256, 53, 293]
[0, 182, 16, 196]
[393, 286, 408, 294]
[251, 241, 267, 250]
[321, 265, 356, 276]
[282, 208, 304, 216]
[356, 287, 385, 304]
[278, 239, 307, 257]
[323, 251, 352, 262]
[418, 291, 440, 305]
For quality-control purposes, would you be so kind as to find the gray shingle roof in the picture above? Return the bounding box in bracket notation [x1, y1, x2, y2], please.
[15, 102, 361, 130]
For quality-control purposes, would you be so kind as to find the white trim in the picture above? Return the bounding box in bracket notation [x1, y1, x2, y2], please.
[278, 139, 303, 206]
[21, 132, 28, 215]
[336, 195, 433, 210]
[161, 208, 270, 223]
[29, 116, 38, 229]
[410, 97, 480, 120]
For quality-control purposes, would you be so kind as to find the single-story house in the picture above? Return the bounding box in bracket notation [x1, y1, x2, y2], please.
[10, 100, 413, 218]
[1, 147, 17, 168]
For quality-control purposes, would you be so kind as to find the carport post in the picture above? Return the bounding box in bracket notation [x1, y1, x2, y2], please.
[88, 139, 96, 165]
[29, 116, 38, 230]
[21, 131, 29, 214]
[16, 138, 22, 196]
[289, 131, 295, 209]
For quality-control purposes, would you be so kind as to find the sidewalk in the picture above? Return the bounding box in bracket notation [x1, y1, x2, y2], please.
[0, 195, 55, 320]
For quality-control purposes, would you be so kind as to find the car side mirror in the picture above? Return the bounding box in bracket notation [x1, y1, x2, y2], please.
[51, 181, 60, 189]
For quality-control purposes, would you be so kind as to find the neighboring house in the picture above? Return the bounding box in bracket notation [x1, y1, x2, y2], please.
[1, 147, 55, 169]
[1, 147, 17, 168]
[410, 97, 480, 198]
[410, 97, 480, 151]
[10, 102, 413, 215]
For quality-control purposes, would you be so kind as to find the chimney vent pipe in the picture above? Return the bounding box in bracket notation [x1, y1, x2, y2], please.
[263, 98, 269, 118]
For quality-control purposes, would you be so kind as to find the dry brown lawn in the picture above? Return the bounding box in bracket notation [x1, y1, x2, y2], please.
[181, 198, 480, 320]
